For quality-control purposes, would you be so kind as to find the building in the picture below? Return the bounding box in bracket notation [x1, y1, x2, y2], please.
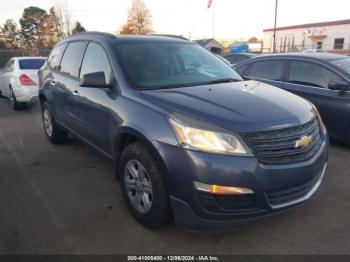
[263, 19, 350, 53]
[194, 38, 223, 53]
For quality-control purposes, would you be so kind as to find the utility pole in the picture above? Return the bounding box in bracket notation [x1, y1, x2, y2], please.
[272, 0, 278, 53]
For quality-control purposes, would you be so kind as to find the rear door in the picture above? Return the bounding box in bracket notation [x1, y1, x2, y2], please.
[54, 41, 87, 128]
[284, 59, 350, 139]
[243, 59, 287, 88]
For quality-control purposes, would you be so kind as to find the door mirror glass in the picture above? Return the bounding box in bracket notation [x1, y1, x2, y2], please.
[328, 81, 350, 91]
[80, 72, 107, 88]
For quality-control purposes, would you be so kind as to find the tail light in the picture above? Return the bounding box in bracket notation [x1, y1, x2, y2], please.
[19, 74, 36, 86]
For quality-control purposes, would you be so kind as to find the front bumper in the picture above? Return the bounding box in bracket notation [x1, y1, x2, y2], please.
[153, 135, 329, 233]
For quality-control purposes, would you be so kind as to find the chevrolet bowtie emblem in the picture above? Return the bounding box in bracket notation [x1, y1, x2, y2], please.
[295, 135, 313, 149]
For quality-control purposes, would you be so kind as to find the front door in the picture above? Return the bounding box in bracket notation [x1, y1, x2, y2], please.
[283, 60, 350, 140]
[71, 42, 117, 153]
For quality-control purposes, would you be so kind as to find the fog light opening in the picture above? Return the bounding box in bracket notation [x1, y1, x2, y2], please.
[194, 181, 254, 195]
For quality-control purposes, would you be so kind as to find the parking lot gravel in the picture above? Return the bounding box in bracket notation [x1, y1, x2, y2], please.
[0, 99, 349, 255]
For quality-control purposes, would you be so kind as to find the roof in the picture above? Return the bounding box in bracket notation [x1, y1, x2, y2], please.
[194, 38, 218, 47]
[65, 32, 190, 44]
[244, 52, 347, 62]
[12, 57, 46, 60]
[263, 19, 350, 32]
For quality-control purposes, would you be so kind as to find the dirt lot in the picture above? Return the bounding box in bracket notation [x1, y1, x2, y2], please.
[0, 98, 349, 255]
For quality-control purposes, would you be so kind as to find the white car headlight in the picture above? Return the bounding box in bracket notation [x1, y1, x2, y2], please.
[169, 114, 251, 156]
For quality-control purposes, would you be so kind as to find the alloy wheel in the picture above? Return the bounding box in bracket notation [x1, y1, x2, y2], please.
[43, 108, 53, 137]
[124, 159, 153, 214]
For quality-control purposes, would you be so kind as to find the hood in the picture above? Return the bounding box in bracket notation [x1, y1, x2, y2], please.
[141, 81, 315, 133]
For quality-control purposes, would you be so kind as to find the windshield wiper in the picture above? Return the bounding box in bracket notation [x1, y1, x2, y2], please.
[206, 78, 242, 85]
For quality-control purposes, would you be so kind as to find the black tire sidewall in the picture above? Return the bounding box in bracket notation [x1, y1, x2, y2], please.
[10, 87, 20, 110]
[119, 142, 172, 228]
[41, 101, 67, 144]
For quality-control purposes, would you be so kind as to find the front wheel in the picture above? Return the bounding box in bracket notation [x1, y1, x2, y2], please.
[119, 142, 172, 229]
[42, 101, 68, 144]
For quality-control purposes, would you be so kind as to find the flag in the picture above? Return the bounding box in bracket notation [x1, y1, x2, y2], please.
[207, 0, 213, 9]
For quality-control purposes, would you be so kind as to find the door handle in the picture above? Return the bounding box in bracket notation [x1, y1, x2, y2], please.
[72, 90, 79, 96]
[50, 80, 56, 85]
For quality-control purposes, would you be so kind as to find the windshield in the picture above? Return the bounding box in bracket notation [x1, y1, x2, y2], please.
[19, 59, 46, 70]
[114, 42, 242, 89]
[331, 57, 350, 75]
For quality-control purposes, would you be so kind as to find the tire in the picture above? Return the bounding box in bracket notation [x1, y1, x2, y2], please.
[0, 89, 5, 98]
[41, 101, 68, 144]
[9, 87, 22, 110]
[119, 142, 172, 228]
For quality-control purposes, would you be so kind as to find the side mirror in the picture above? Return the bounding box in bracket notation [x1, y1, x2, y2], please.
[328, 81, 350, 92]
[80, 71, 107, 88]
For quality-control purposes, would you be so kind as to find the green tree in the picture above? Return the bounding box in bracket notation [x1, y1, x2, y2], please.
[71, 21, 86, 35]
[20, 6, 48, 49]
[1, 19, 20, 49]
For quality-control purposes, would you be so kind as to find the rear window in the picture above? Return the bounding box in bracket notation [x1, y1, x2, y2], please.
[247, 60, 284, 81]
[19, 59, 46, 70]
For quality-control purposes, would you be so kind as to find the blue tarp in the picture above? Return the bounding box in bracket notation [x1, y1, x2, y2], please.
[231, 44, 249, 54]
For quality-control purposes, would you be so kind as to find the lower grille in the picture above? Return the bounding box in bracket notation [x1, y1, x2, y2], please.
[266, 175, 320, 206]
[198, 193, 258, 213]
[242, 118, 322, 165]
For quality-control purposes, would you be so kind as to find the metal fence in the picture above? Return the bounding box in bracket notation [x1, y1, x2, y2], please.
[262, 43, 350, 54]
[0, 49, 51, 67]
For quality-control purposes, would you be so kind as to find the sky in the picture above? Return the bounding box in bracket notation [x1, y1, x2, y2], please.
[0, 0, 349, 40]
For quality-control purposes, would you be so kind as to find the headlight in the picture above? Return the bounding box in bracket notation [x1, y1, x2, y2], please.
[309, 102, 326, 133]
[169, 114, 250, 156]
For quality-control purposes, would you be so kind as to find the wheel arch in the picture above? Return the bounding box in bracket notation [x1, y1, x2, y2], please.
[113, 127, 170, 183]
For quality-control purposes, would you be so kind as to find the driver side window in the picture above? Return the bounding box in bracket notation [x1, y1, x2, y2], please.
[289, 61, 343, 88]
[80, 42, 113, 85]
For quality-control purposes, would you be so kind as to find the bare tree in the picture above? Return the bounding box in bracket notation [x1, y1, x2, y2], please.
[55, 0, 73, 36]
[121, 0, 152, 35]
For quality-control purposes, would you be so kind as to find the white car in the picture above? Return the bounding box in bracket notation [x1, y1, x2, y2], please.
[0, 57, 46, 110]
[302, 49, 328, 53]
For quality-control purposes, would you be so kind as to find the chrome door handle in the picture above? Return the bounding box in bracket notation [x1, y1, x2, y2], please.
[50, 80, 56, 85]
[72, 90, 79, 96]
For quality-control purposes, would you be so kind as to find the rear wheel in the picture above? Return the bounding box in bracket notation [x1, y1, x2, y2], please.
[119, 142, 172, 229]
[42, 101, 68, 144]
[9, 87, 22, 110]
[0, 89, 5, 98]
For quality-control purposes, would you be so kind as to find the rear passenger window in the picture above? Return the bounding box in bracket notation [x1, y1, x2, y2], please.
[48, 43, 67, 70]
[60, 42, 86, 78]
[247, 60, 284, 81]
[80, 42, 113, 85]
[289, 61, 343, 88]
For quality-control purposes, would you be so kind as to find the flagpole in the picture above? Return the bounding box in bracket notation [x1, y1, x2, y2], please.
[272, 0, 278, 53]
[212, 1, 215, 38]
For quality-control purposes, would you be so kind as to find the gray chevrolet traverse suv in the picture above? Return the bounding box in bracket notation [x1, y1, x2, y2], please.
[39, 32, 328, 232]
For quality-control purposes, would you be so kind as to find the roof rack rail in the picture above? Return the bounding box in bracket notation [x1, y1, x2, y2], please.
[150, 34, 189, 41]
[70, 31, 116, 39]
